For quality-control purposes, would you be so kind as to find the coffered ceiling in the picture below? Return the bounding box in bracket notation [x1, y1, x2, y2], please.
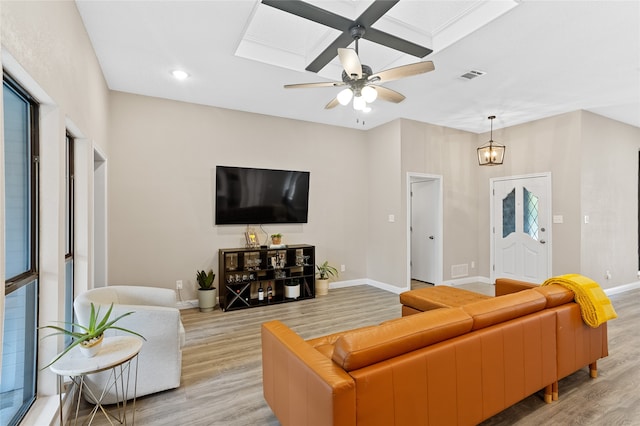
[75, 0, 640, 133]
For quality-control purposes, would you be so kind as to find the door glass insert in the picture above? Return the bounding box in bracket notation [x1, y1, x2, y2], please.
[523, 187, 539, 240]
[502, 188, 516, 238]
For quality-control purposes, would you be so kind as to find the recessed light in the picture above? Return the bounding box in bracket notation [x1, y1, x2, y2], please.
[171, 70, 189, 80]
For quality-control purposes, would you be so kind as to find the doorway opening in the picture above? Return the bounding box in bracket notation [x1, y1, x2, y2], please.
[407, 173, 443, 289]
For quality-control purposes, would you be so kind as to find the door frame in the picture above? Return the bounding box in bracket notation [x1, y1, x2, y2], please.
[489, 172, 552, 283]
[406, 172, 443, 288]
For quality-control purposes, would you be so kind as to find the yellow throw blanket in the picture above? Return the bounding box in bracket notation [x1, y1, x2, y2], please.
[542, 273, 617, 328]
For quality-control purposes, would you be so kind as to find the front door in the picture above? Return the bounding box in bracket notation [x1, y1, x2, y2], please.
[491, 174, 551, 283]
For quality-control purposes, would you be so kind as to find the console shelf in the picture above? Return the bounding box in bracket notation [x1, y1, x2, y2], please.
[218, 244, 315, 311]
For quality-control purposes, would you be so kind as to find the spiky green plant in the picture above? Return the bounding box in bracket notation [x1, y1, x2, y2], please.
[316, 261, 338, 280]
[40, 303, 145, 369]
[196, 269, 216, 289]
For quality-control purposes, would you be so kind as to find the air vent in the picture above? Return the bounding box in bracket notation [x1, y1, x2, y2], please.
[459, 70, 486, 80]
[451, 264, 469, 278]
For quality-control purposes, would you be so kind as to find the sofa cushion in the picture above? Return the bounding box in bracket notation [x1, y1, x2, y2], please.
[534, 284, 575, 308]
[462, 289, 547, 330]
[400, 286, 490, 311]
[332, 307, 473, 371]
[307, 325, 379, 360]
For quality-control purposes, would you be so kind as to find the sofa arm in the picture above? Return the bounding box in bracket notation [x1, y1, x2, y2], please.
[262, 321, 356, 426]
[495, 278, 538, 296]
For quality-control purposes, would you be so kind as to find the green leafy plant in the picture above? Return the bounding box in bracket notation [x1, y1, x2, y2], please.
[40, 303, 145, 369]
[316, 261, 338, 280]
[270, 233, 282, 239]
[197, 269, 216, 290]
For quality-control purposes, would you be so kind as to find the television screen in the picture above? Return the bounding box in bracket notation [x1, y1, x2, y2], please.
[215, 166, 310, 225]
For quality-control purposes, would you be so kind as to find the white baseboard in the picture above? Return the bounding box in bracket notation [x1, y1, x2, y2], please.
[440, 276, 492, 286]
[330, 278, 408, 294]
[176, 300, 199, 310]
[604, 281, 640, 296]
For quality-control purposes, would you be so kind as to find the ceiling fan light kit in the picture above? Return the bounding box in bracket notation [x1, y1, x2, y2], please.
[477, 115, 505, 166]
[337, 88, 353, 106]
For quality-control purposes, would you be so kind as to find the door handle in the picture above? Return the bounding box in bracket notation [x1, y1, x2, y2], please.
[540, 240, 546, 244]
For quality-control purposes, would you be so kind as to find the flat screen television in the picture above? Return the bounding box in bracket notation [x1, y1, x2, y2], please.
[215, 166, 310, 225]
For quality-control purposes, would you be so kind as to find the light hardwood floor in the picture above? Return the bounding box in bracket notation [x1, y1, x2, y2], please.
[77, 285, 640, 425]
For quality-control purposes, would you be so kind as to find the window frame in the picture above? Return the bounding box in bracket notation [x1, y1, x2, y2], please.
[3, 72, 39, 294]
[2, 72, 40, 426]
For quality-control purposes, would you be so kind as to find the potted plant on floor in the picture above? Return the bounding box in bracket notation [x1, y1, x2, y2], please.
[316, 261, 338, 296]
[40, 303, 145, 368]
[197, 269, 217, 312]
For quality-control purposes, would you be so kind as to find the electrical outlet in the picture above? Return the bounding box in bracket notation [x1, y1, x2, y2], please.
[340, 264, 346, 272]
[176, 280, 183, 290]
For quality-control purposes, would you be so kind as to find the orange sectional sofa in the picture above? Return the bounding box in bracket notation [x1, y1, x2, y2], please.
[261, 278, 608, 426]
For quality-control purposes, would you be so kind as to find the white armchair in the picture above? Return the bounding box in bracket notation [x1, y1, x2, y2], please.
[74, 286, 185, 404]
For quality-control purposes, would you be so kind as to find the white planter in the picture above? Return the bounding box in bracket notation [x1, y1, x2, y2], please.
[316, 279, 329, 296]
[284, 284, 300, 299]
[79, 334, 103, 358]
[198, 288, 217, 312]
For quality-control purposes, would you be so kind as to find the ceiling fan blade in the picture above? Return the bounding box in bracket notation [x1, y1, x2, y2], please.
[261, 0, 351, 32]
[338, 48, 362, 79]
[264, 0, 432, 73]
[325, 98, 340, 109]
[306, 32, 354, 73]
[357, 0, 400, 26]
[284, 81, 344, 89]
[375, 86, 405, 103]
[364, 28, 433, 58]
[370, 61, 435, 84]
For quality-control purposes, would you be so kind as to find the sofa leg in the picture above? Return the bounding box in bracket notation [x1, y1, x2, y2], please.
[589, 361, 598, 378]
[552, 381, 558, 401]
[544, 384, 553, 404]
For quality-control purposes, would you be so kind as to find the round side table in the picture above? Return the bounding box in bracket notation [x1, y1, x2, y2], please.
[50, 336, 143, 425]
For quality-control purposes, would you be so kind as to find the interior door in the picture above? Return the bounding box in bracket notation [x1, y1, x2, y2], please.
[411, 180, 438, 283]
[492, 174, 551, 283]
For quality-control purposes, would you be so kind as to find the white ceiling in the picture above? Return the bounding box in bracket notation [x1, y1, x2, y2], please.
[75, 0, 640, 133]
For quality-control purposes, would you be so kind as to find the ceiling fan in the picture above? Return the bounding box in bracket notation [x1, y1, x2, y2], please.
[284, 26, 435, 111]
[261, 0, 435, 111]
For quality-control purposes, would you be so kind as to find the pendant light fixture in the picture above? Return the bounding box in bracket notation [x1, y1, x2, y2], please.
[477, 115, 505, 166]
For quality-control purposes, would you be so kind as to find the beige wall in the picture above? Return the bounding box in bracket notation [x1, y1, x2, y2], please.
[475, 112, 584, 279]
[472, 110, 640, 289]
[400, 119, 480, 285]
[106, 93, 640, 297]
[581, 111, 640, 286]
[107, 91, 369, 300]
[365, 120, 404, 288]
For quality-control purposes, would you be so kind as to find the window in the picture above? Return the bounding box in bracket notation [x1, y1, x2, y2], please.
[502, 188, 516, 238]
[1, 75, 39, 426]
[523, 187, 539, 240]
[65, 133, 75, 345]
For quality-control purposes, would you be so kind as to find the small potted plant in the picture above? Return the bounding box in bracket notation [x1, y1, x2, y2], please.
[271, 233, 283, 245]
[40, 303, 145, 368]
[197, 269, 217, 312]
[316, 261, 338, 296]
